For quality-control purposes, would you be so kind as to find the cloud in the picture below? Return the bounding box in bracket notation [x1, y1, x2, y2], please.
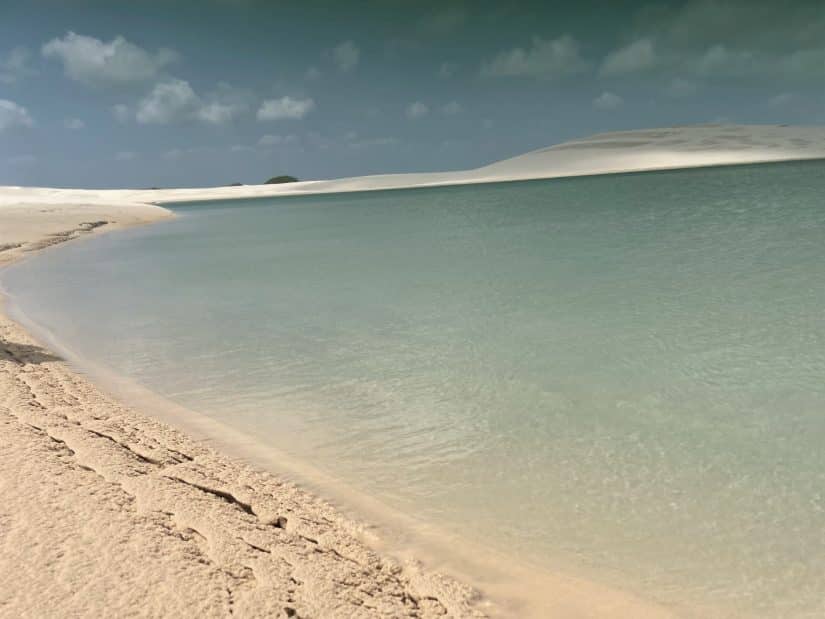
[610, 2, 825, 83]
[0, 99, 34, 131]
[635, 0, 825, 51]
[437, 62, 459, 79]
[64, 117, 85, 130]
[130, 79, 246, 124]
[332, 40, 359, 72]
[257, 96, 315, 121]
[481, 35, 588, 79]
[0, 47, 36, 84]
[441, 101, 462, 115]
[593, 91, 623, 110]
[197, 101, 245, 124]
[135, 79, 199, 123]
[258, 133, 298, 146]
[115, 151, 137, 161]
[600, 38, 656, 75]
[406, 101, 429, 119]
[42, 32, 177, 87]
[304, 66, 321, 81]
[666, 77, 698, 98]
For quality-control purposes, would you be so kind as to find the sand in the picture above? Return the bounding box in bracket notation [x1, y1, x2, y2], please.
[0, 206, 685, 619]
[3, 123, 811, 617]
[3, 125, 825, 206]
[0, 209, 491, 617]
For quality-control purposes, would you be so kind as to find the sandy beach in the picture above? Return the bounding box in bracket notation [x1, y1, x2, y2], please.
[0, 200, 687, 619]
[3, 125, 823, 617]
[0, 206, 492, 617]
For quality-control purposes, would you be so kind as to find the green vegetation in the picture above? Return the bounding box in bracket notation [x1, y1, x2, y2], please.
[265, 175, 299, 184]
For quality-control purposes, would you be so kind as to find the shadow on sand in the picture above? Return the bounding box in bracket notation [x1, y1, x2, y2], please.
[1, 338, 63, 365]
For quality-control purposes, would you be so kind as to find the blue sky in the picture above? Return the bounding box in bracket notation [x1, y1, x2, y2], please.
[1, 0, 824, 188]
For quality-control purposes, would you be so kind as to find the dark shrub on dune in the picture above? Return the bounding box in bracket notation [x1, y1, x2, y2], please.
[265, 175, 299, 184]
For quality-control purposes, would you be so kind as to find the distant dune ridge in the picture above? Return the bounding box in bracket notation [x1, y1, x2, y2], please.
[2, 124, 825, 208]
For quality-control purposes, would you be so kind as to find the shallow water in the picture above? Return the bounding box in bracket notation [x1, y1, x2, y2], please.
[4, 161, 825, 616]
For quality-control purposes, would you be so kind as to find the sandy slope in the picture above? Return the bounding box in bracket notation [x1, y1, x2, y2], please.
[2, 125, 825, 208]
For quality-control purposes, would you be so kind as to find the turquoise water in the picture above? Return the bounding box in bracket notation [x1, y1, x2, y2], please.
[4, 161, 825, 616]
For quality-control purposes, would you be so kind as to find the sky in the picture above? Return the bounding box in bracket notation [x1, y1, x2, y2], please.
[1, 0, 824, 188]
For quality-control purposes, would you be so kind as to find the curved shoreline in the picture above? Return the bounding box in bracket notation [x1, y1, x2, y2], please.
[0, 201, 682, 617]
[0, 210, 491, 618]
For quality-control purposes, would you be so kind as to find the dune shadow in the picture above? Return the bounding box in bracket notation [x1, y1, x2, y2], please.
[1, 339, 63, 365]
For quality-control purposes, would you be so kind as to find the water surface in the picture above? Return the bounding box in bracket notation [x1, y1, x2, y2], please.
[4, 161, 825, 617]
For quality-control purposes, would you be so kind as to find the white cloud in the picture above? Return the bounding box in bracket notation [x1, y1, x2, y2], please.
[196, 101, 245, 124]
[482, 119, 494, 130]
[257, 96, 315, 121]
[304, 66, 321, 80]
[593, 91, 623, 110]
[332, 40, 360, 72]
[0, 99, 34, 131]
[437, 62, 458, 78]
[42, 32, 177, 86]
[136, 79, 199, 124]
[64, 117, 85, 130]
[666, 77, 698, 98]
[441, 101, 462, 115]
[129, 80, 245, 124]
[258, 134, 298, 146]
[0, 47, 36, 84]
[481, 35, 588, 79]
[230, 144, 255, 153]
[692, 44, 753, 77]
[600, 38, 656, 76]
[115, 151, 137, 161]
[406, 101, 429, 119]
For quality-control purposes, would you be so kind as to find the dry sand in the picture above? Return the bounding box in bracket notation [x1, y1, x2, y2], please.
[3, 125, 825, 206]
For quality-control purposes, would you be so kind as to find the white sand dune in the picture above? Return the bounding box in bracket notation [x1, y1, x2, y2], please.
[2, 124, 825, 209]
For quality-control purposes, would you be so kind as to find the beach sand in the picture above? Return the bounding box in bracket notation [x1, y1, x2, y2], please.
[6, 124, 807, 617]
[0, 206, 492, 618]
[0, 203, 687, 619]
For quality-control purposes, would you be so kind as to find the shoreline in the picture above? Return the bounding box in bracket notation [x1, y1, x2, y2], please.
[0, 210, 489, 617]
[4, 125, 825, 208]
[0, 201, 680, 617]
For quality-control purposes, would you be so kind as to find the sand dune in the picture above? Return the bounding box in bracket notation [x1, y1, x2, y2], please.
[2, 125, 825, 209]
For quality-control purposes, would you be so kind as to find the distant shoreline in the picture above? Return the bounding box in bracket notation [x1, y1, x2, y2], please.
[4, 124, 825, 208]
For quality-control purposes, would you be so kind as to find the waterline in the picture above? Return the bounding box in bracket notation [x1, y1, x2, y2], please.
[4, 162, 825, 617]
